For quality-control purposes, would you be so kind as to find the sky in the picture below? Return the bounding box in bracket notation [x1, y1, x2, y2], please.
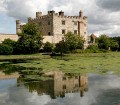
[0, 0, 120, 37]
[0, 74, 120, 105]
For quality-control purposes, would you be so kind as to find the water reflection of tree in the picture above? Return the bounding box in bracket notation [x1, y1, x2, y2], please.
[17, 71, 88, 99]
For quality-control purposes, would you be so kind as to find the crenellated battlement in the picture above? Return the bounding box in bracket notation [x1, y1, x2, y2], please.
[16, 10, 88, 48]
[27, 10, 87, 22]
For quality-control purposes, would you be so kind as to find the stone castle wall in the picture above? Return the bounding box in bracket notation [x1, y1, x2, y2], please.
[28, 15, 53, 36]
[43, 35, 64, 43]
[0, 34, 19, 43]
[0, 10, 88, 47]
[16, 10, 88, 45]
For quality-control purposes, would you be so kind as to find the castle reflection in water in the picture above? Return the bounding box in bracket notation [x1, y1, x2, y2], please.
[17, 71, 88, 99]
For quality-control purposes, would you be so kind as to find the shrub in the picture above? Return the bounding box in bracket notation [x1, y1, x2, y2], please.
[2, 39, 16, 47]
[87, 44, 98, 52]
[43, 42, 53, 52]
[0, 44, 13, 55]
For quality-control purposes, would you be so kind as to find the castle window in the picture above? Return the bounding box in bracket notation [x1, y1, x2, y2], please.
[48, 32, 51, 35]
[63, 85, 66, 89]
[75, 76, 78, 79]
[84, 32, 86, 35]
[62, 29, 66, 34]
[74, 30, 77, 34]
[75, 84, 79, 87]
[84, 24, 86, 27]
[74, 21, 77, 25]
[63, 77, 66, 80]
[48, 21, 50, 25]
[62, 20, 65, 25]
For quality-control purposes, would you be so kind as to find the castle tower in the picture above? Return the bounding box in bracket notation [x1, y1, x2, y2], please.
[36, 12, 42, 18]
[16, 20, 21, 34]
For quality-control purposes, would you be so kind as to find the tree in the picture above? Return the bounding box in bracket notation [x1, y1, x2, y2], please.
[98, 35, 110, 50]
[77, 36, 84, 49]
[111, 37, 120, 51]
[65, 32, 84, 51]
[15, 22, 43, 54]
[109, 39, 119, 51]
[43, 42, 53, 52]
[54, 41, 68, 57]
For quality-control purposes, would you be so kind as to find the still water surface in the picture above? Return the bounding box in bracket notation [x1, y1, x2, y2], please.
[0, 72, 120, 105]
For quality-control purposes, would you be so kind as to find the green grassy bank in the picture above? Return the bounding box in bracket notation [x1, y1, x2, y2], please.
[0, 52, 120, 75]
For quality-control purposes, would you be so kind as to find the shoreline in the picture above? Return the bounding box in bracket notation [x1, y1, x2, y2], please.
[0, 71, 19, 80]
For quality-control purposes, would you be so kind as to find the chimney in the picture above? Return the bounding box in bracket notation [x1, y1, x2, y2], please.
[59, 11, 64, 16]
[79, 10, 83, 18]
[48, 10, 55, 15]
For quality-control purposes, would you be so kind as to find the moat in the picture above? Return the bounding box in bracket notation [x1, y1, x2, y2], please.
[0, 72, 120, 105]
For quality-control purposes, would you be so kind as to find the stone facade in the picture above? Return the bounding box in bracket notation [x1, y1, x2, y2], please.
[0, 34, 19, 43]
[17, 10, 89, 48]
[0, 10, 89, 48]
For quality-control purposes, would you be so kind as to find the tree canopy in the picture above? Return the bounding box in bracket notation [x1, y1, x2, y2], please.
[98, 35, 110, 50]
[64, 32, 84, 51]
[16, 22, 43, 54]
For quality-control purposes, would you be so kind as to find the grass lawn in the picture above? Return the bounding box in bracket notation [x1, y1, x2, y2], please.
[0, 52, 120, 75]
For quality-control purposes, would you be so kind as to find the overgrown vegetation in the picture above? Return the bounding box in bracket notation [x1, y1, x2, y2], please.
[0, 23, 120, 55]
[0, 53, 120, 75]
[0, 23, 43, 55]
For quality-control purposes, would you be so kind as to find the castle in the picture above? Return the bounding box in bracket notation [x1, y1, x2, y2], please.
[18, 71, 88, 99]
[0, 10, 89, 48]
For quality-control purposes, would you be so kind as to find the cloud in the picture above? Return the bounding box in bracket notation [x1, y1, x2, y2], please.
[96, 0, 120, 12]
[0, 0, 6, 12]
[3, 0, 50, 22]
[0, 0, 120, 36]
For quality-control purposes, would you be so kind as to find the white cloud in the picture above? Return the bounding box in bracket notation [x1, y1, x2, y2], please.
[0, 0, 7, 12]
[0, 0, 120, 36]
[3, 0, 50, 22]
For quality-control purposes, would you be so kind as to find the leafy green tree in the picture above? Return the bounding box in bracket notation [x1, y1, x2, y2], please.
[111, 37, 120, 51]
[77, 36, 84, 49]
[15, 22, 43, 54]
[55, 41, 68, 57]
[43, 42, 53, 52]
[109, 39, 119, 51]
[65, 32, 84, 51]
[98, 35, 110, 50]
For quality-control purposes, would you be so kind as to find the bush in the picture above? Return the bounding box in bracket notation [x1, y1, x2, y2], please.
[72, 49, 85, 53]
[87, 45, 99, 53]
[2, 39, 17, 54]
[2, 39, 16, 47]
[43, 42, 53, 52]
[0, 44, 13, 55]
